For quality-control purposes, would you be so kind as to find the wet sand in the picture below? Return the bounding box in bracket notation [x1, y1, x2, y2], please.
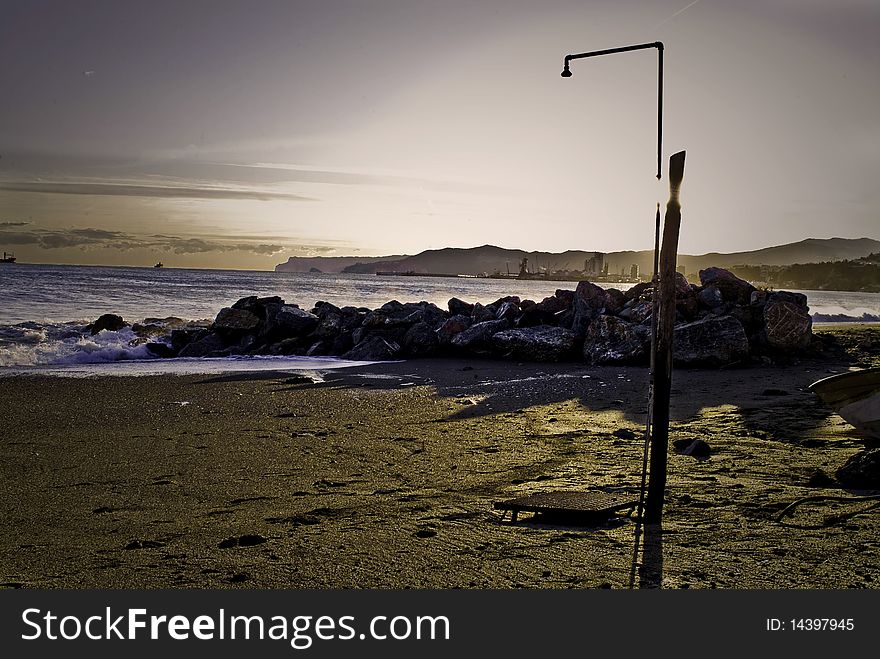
[1, 326, 879, 589]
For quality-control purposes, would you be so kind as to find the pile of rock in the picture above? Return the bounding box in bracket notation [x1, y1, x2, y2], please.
[120, 266, 813, 366]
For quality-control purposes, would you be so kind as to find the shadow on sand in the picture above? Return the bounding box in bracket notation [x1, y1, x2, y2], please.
[195, 357, 846, 445]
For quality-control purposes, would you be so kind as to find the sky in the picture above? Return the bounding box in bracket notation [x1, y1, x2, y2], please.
[0, 0, 878, 270]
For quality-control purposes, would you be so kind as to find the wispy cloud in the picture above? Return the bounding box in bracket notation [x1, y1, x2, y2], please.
[0, 151, 499, 197]
[0, 181, 313, 202]
[0, 225, 295, 255]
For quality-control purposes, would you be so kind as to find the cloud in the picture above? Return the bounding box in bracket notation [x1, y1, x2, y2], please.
[70, 228, 128, 239]
[0, 231, 39, 245]
[0, 225, 290, 255]
[159, 237, 284, 256]
[38, 232, 102, 249]
[0, 181, 313, 202]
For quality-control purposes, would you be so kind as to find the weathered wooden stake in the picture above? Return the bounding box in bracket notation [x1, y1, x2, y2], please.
[645, 150, 686, 524]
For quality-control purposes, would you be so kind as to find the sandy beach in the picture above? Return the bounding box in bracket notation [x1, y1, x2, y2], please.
[1, 326, 878, 590]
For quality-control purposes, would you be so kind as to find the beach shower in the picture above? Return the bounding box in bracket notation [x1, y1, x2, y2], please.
[560, 41, 663, 179]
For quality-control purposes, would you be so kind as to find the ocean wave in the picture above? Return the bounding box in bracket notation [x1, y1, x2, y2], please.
[0, 323, 161, 367]
[0, 318, 373, 374]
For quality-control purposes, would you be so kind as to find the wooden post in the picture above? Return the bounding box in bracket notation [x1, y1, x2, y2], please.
[645, 150, 686, 524]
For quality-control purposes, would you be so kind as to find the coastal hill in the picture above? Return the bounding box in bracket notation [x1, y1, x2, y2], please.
[275, 237, 880, 276]
[275, 253, 407, 274]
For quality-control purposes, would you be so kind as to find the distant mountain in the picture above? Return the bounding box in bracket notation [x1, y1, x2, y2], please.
[342, 245, 598, 275]
[275, 237, 880, 277]
[679, 237, 880, 270]
[275, 254, 407, 273]
[612, 237, 880, 277]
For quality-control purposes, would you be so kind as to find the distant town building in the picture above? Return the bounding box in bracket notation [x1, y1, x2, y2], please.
[630, 264, 640, 279]
[584, 252, 605, 275]
[602, 261, 610, 276]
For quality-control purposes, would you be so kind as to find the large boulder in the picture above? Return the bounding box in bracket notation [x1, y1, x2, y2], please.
[342, 335, 401, 361]
[620, 284, 655, 324]
[555, 309, 575, 330]
[231, 295, 260, 310]
[363, 301, 444, 329]
[450, 319, 509, 351]
[729, 304, 765, 338]
[309, 304, 363, 351]
[231, 296, 288, 331]
[132, 317, 187, 340]
[448, 297, 473, 316]
[697, 285, 724, 309]
[535, 293, 569, 315]
[313, 308, 344, 337]
[763, 293, 812, 351]
[471, 303, 496, 323]
[351, 324, 407, 348]
[674, 272, 693, 297]
[418, 302, 448, 329]
[675, 297, 699, 323]
[604, 288, 627, 315]
[178, 332, 226, 357]
[698, 267, 755, 305]
[554, 289, 576, 308]
[673, 315, 750, 366]
[436, 315, 472, 344]
[571, 280, 608, 336]
[169, 328, 204, 353]
[583, 315, 650, 365]
[515, 306, 557, 328]
[213, 307, 261, 333]
[624, 281, 652, 302]
[628, 300, 654, 325]
[312, 300, 341, 316]
[836, 449, 880, 489]
[490, 295, 521, 308]
[403, 321, 440, 357]
[266, 336, 310, 356]
[673, 274, 698, 322]
[327, 332, 355, 356]
[340, 306, 368, 330]
[145, 342, 175, 358]
[232, 295, 284, 313]
[492, 326, 577, 362]
[270, 305, 319, 336]
[89, 313, 127, 335]
[770, 290, 808, 307]
[304, 340, 332, 357]
[495, 300, 520, 321]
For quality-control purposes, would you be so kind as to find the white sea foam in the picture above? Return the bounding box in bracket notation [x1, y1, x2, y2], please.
[0, 355, 375, 378]
[0, 320, 379, 376]
[0, 324, 158, 367]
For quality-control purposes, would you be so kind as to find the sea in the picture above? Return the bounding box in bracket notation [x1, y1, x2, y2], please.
[1, 263, 878, 374]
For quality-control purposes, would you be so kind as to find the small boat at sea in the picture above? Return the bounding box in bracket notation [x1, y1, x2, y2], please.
[1, 251, 16, 263]
[809, 368, 880, 439]
[154, 261, 164, 268]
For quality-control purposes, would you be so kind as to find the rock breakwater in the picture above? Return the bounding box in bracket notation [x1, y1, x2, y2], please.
[106, 268, 814, 366]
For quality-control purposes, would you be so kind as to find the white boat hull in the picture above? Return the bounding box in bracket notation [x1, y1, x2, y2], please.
[809, 368, 880, 439]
